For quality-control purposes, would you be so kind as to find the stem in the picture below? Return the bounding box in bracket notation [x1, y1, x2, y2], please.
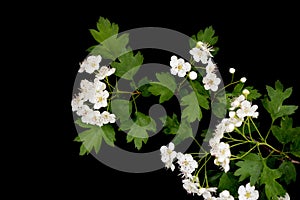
[110, 91, 140, 95]
[230, 73, 234, 83]
[196, 154, 211, 177]
[213, 80, 240, 99]
[131, 94, 140, 113]
[177, 78, 187, 93]
[192, 136, 208, 154]
[246, 117, 254, 141]
[204, 156, 209, 187]
[265, 120, 275, 141]
[105, 77, 115, 90]
[230, 144, 257, 160]
[249, 117, 264, 141]
[223, 136, 246, 143]
[230, 141, 248, 148]
[234, 127, 251, 142]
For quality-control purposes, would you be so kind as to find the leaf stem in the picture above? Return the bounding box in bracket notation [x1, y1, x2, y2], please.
[230, 144, 257, 160]
[249, 117, 264, 141]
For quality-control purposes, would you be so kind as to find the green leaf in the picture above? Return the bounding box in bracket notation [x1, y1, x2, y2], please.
[232, 82, 244, 96]
[189, 80, 210, 110]
[290, 133, 300, 158]
[278, 161, 296, 185]
[260, 163, 285, 200]
[111, 51, 143, 80]
[136, 76, 152, 97]
[207, 170, 223, 186]
[91, 33, 130, 60]
[211, 101, 227, 119]
[110, 99, 132, 122]
[262, 80, 298, 122]
[196, 26, 218, 46]
[172, 119, 193, 145]
[160, 113, 180, 135]
[245, 86, 262, 101]
[234, 153, 263, 185]
[138, 84, 152, 97]
[75, 118, 95, 129]
[74, 124, 115, 155]
[120, 112, 156, 150]
[181, 92, 202, 122]
[89, 16, 119, 43]
[134, 112, 152, 127]
[148, 83, 173, 103]
[218, 172, 239, 197]
[148, 72, 177, 103]
[190, 26, 219, 55]
[271, 116, 300, 144]
[101, 125, 116, 147]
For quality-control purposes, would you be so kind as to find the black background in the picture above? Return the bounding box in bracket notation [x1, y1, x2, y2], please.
[14, 1, 300, 199]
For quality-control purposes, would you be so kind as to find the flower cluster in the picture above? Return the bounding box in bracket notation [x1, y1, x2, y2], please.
[160, 142, 220, 199]
[170, 40, 221, 93]
[190, 41, 221, 92]
[71, 55, 116, 127]
[160, 38, 296, 199]
[209, 89, 259, 172]
[160, 142, 261, 200]
[73, 17, 299, 200]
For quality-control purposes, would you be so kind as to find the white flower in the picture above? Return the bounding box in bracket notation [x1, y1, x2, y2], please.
[242, 89, 250, 96]
[238, 183, 259, 200]
[236, 100, 259, 119]
[203, 72, 221, 92]
[209, 137, 221, 150]
[101, 111, 116, 124]
[170, 55, 191, 77]
[215, 142, 231, 162]
[182, 176, 200, 195]
[71, 94, 84, 112]
[96, 66, 116, 80]
[196, 41, 214, 57]
[230, 94, 246, 110]
[229, 68, 235, 74]
[188, 71, 198, 80]
[220, 157, 230, 173]
[160, 142, 177, 171]
[80, 79, 95, 102]
[89, 110, 103, 126]
[240, 77, 247, 83]
[79, 55, 102, 74]
[229, 116, 244, 128]
[91, 90, 110, 109]
[76, 104, 91, 117]
[199, 187, 218, 199]
[219, 190, 234, 200]
[206, 58, 217, 74]
[189, 47, 210, 64]
[82, 109, 103, 126]
[176, 153, 198, 178]
[220, 118, 235, 133]
[278, 193, 290, 200]
[210, 141, 231, 173]
[93, 79, 107, 93]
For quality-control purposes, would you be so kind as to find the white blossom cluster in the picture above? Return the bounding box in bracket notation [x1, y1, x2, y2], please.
[169, 41, 221, 91]
[71, 55, 116, 127]
[190, 41, 221, 92]
[160, 142, 262, 200]
[209, 119, 233, 173]
[169, 55, 198, 80]
[209, 89, 259, 172]
[160, 142, 219, 199]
